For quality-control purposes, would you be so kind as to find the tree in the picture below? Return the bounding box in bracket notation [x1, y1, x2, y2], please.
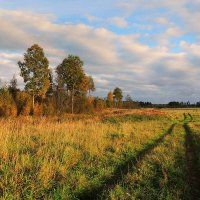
[94, 97, 106, 111]
[56, 55, 85, 114]
[8, 74, 18, 100]
[15, 91, 32, 115]
[88, 76, 95, 94]
[124, 94, 138, 109]
[18, 44, 50, 114]
[80, 75, 95, 95]
[55, 63, 68, 112]
[46, 69, 54, 97]
[0, 87, 17, 117]
[107, 91, 114, 108]
[10, 74, 17, 90]
[113, 87, 123, 108]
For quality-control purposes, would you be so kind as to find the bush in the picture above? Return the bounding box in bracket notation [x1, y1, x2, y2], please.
[0, 88, 17, 117]
[75, 96, 94, 113]
[34, 103, 43, 116]
[43, 96, 57, 116]
[15, 91, 32, 115]
[93, 97, 106, 111]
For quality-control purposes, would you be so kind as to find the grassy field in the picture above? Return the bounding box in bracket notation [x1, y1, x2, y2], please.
[0, 109, 200, 199]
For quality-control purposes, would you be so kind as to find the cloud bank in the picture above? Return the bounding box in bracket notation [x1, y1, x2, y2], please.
[0, 0, 200, 103]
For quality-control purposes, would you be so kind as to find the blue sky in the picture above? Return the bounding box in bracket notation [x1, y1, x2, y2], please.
[1, 0, 200, 103]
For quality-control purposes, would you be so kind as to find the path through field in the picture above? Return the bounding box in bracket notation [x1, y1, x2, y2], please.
[77, 113, 200, 200]
[76, 124, 175, 199]
[184, 114, 200, 199]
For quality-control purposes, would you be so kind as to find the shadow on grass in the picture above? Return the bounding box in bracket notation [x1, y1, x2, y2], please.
[75, 124, 176, 200]
[184, 122, 200, 199]
[184, 113, 193, 122]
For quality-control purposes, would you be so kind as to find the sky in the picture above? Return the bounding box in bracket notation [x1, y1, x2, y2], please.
[1, 0, 200, 103]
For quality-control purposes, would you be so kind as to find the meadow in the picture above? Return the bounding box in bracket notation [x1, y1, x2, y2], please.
[0, 109, 200, 199]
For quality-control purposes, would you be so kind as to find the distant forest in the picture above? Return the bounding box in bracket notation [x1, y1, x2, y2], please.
[0, 44, 199, 117]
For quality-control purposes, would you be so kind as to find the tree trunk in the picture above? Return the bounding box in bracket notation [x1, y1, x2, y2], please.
[71, 86, 74, 114]
[32, 91, 35, 115]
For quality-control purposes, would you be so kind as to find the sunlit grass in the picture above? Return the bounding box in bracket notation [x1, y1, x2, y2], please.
[107, 124, 191, 200]
[0, 109, 199, 199]
[0, 111, 171, 199]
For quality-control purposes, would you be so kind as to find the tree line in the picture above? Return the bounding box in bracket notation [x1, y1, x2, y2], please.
[0, 44, 139, 117]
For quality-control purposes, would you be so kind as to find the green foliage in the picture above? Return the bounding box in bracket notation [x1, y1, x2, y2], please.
[8, 75, 19, 101]
[113, 87, 123, 108]
[56, 55, 86, 113]
[55, 55, 96, 114]
[18, 44, 51, 99]
[56, 55, 85, 91]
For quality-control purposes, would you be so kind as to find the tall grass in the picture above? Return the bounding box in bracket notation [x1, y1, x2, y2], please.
[1, 109, 199, 199]
[107, 124, 191, 200]
[187, 122, 200, 169]
[0, 112, 171, 199]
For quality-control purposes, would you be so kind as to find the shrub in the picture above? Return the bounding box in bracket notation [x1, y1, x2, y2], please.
[34, 103, 43, 116]
[75, 96, 94, 113]
[15, 91, 32, 115]
[43, 96, 57, 116]
[0, 88, 17, 117]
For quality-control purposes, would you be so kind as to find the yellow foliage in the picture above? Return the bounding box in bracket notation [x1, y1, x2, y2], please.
[0, 89, 17, 117]
[34, 103, 43, 116]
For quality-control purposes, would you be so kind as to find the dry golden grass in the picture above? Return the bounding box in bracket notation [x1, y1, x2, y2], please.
[1, 108, 200, 199]
[0, 110, 171, 199]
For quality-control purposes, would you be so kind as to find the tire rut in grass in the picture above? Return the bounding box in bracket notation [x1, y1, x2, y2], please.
[184, 112, 193, 123]
[184, 123, 200, 199]
[75, 123, 176, 200]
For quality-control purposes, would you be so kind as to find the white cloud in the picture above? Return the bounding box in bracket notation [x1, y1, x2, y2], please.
[166, 27, 183, 37]
[1, 8, 200, 103]
[86, 14, 129, 29]
[155, 17, 170, 26]
[180, 41, 200, 55]
[86, 15, 102, 23]
[107, 16, 128, 28]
